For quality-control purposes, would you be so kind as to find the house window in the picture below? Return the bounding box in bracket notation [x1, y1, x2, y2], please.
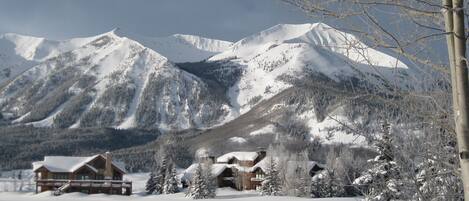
[256, 185, 262, 191]
[52, 173, 69, 180]
[256, 173, 264, 179]
[77, 175, 90, 180]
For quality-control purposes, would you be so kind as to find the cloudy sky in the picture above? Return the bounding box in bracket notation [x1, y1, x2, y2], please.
[0, 0, 313, 41]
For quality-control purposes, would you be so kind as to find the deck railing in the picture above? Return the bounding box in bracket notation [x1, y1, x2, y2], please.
[35, 179, 132, 188]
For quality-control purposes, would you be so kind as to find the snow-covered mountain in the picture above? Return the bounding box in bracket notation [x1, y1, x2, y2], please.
[0, 23, 414, 141]
[0, 33, 101, 84]
[208, 23, 413, 115]
[0, 30, 229, 130]
[171, 23, 417, 146]
[0, 29, 232, 85]
[111, 28, 233, 63]
[211, 23, 406, 68]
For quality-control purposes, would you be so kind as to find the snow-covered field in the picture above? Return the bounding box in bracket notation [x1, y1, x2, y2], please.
[0, 172, 361, 201]
[0, 189, 361, 201]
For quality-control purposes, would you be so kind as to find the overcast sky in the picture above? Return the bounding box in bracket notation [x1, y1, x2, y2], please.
[0, 0, 313, 41]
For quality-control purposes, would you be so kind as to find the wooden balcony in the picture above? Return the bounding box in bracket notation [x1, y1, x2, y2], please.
[250, 177, 264, 181]
[36, 179, 131, 188]
[35, 179, 132, 195]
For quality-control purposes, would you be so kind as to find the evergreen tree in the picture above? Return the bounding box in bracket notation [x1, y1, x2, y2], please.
[311, 148, 347, 198]
[415, 158, 462, 201]
[311, 169, 345, 198]
[163, 163, 180, 194]
[188, 162, 216, 199]
[203, 161, 216, 198]
[353, 122, 404, 201]
[414, 138, 463, 201]
[154, 146, 168, 194]
[189, 164, 206, 199]
[260, 156, 282, 196]
[154, 163, 164, 194]
[145, 171, 157, 194]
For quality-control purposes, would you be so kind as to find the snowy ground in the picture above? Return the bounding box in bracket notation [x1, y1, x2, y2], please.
[0, 189, 361, 201]
[0, 172, 361, 201]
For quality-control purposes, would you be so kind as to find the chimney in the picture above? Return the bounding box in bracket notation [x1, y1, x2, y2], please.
[200, 155, 215, 164]
[257, 148, 267, 160]
[209, 156, 215, 164]
[104, 152, 113, 180]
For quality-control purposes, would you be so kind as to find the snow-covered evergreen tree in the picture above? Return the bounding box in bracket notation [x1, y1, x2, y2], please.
[187, 160, 216, 199]
[145, 171, 157, 194]
[153, 146, 169, 194]
[414, 158, 461, 201]
[310, 169, 345, 198]
[310, 147, 349, 198]
[413, 137, 463, 201]
[203, 161, 216, 198]
[260, 156, 282, 196]
[353, 122, 404, 201]
[153, 164, 164, 194]
[188, 164, 207, 199]
[163, 163, 180, 194]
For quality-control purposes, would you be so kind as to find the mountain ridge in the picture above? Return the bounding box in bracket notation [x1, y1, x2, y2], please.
[0, 23, 413, 144]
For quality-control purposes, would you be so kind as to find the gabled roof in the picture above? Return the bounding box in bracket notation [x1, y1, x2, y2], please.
[182, 163, 227, 181]
[216, 152, 260, 163]
[250, 156, 279, 172]
[32, 154, 126, 173]
[251, 157, 324, 173]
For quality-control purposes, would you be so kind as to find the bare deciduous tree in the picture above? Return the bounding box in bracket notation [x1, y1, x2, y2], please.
[284, 0, 469, 199]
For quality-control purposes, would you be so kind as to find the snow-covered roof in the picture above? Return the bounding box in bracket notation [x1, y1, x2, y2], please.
[251, 157, 323, 173]
[181, 163, 228, 181]
[216, 152, 260, 163]
[250, 156, 279, 172]
[32, 154, 126, 173]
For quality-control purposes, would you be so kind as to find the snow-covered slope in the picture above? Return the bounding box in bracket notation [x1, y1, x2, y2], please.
[208, 23, 412, 115]
[211, 23, 406, 68]
[0, 33, 100, 84]
[0, 29, 232, 85]
[112, 29, 233, 62]
[163, 23, 414, 146]
[0, 30, 228, 130]
[0, 23, 414, 139]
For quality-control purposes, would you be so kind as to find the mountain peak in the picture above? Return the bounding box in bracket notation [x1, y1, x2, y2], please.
[211, 22, 407, 69]
[231, 23, 340, 50]
[102, 27, 126, 39]
[110, 27, 121, 33]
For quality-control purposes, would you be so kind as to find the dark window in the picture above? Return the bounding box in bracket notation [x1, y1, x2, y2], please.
[113, 175, 122, 180]
[52, 173, 69, 180]
[77, 174, 90, 180]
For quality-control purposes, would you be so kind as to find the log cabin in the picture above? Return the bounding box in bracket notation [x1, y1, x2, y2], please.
[32, 152, 131, 195]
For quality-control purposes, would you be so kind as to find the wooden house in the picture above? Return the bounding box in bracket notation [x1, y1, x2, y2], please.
[215, 151, 266, 190]
[182, 150, 324, 191]
[182, 151, 267, 191]
[32, 152, 131, 195]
